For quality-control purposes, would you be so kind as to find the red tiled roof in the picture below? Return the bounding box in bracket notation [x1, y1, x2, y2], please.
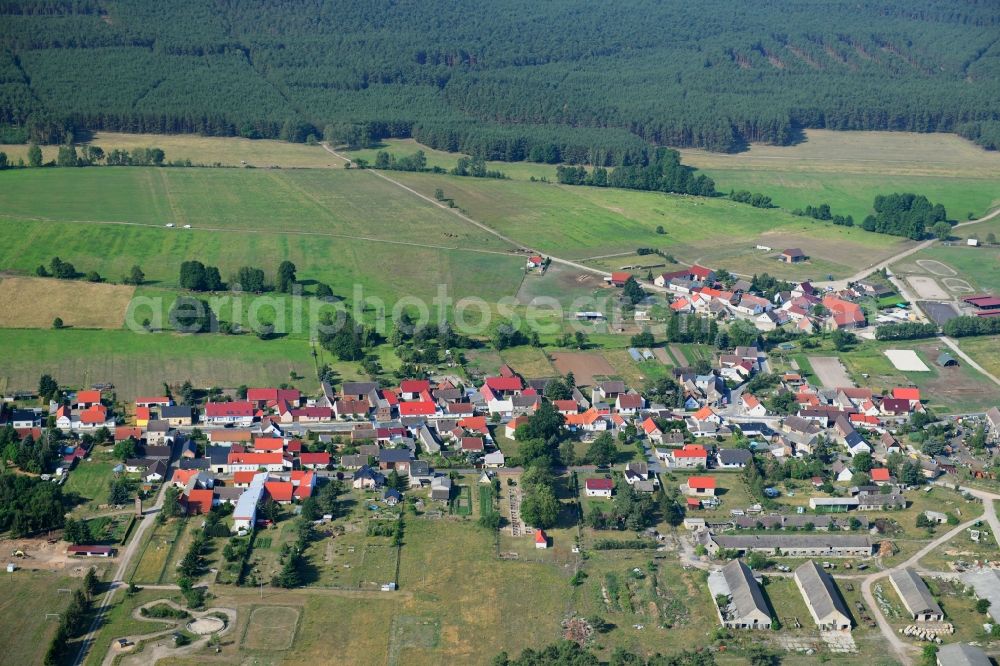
[611, 271, 631, 284]
[460, 437, 485, 451]
[80, 405, 109, 424]
[673, 445, 707, 459]
[586, 477, 614, 490]
[689, 265, 714, 280]
[485, 376, 523, 392]
[115, 427, 142, 442]
[205, 401, 254, 417]
[247, 388, 300, 403]
[185, 489, 214, 513]
[300, 452, 331, 466]
[265, 482, 294, 502]
[399, 401, 436, 416]
[535, 529, 547, 544]
[871, 468, 891, 481]
[233, 471, 257, 485]
[892, 387, 921, 401]
[135, 407, 151, 421]
[76, 390, 101, 404]
[687, 476, 716, 489]
[253, 437, 285, 451]
[399, 379, 431, 394]
[553, 400, 579, 413]
[228, 452, 283, 466]
[136, 396, 170, 405]
[642, 417, 660, 434]
[460, 416, 488, 433]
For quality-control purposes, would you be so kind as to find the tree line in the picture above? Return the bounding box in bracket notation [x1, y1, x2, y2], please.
[3, 0, 998, 154]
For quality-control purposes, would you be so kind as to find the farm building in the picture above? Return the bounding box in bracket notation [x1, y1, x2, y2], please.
[793, 560, 852, 631]
[937, 352, 958, 367]
[705, 534, 873, 558]
[935, 643, 991, 666]
[707, 560, 772, 630]
[889, 568, 944, 622]
[233, 473, 267, 531]
[67, 545, 116, 557]
[779, 248, 808, 263]
[963, 295, 1000, 314]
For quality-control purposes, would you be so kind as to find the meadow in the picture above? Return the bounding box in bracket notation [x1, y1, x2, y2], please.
[0, 167, 525, 304]
[0, 328, 316, 397]
[389, 171, 908, 280]
[0, 571, 79, 665]
[681, 130, 1000, 222]
[0, 276, 135, 329]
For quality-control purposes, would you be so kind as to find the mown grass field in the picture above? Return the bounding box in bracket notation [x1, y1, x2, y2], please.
[0, 167, 524, 304]
[0, 276, 134, 329]
[389, 170, 908, 280]
[2, 132, 347, 169]
[0, 328, 316, 397]
[63, 458, 117, 514]
[957, 336, 1000, 379]
[681, 129, 1000, 222]
[0, 571, 78, 665]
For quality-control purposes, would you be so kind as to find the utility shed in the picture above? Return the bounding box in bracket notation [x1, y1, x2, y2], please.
[707, 560, 772, 629]
[889, 568, 943, 622]
[793, 560, 852, 631]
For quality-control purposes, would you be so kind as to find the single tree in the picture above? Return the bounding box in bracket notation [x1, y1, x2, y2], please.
[52, 317, 64, 329]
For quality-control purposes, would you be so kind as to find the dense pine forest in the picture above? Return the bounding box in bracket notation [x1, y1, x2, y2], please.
[1, 0, 999, 159]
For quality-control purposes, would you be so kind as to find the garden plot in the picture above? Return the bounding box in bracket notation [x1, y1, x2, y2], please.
[906, 275, 949, 300]
[884, 349, 931, 372]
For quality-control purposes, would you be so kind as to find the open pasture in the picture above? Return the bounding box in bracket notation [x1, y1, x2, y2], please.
[389, 171, 908, 280]
[0, 571, 78, 666]
[681, 130, 1000, 222]
[242, 605, 301, 651]
[0, 167, 524, 304]
[0, 276, 134, 329]
[0, 328, 315, 398]
[550, 351, 617, 387]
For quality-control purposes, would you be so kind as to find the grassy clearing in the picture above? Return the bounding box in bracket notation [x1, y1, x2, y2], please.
[342, 138, 556, 181]
[0, 571, 78, 665]
[499, 346, 555, 377]
[2, 132, 348, 169]
[0, 328, 316, 397]
[64, 459, 116, 514]
[681, 129, 1000, 221]
[957, 336, 1000, 378]
[0, 276, 135, 329]
[388, 170, 907, 280]
[129, 518, 186, 584]
[0, 167, 524, 304]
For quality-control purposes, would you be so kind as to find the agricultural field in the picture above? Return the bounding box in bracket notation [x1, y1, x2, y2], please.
[956, 336, 1000, 379]
[341, 138, 556, 181]
[0, 167, 524, 305]
[389, 171, 908, 281]
[681, 129, 1000, 222]
[0, 328, 316, 398]
[837, 339, 1000, 414]
[0, 276, 135, 329]
[0, 571, 79, 666]
[1, 132, 348, 169]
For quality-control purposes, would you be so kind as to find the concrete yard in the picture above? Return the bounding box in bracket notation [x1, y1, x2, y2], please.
[884, 349, 931, 372]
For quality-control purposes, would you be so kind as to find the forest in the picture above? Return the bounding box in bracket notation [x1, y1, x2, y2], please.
[1, 0, 999, 157]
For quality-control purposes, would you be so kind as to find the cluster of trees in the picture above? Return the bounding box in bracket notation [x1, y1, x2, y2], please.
[179, 259, 298, 294]
[513, 402, 568, 530]
[791, 202, 854, 227]
[0, 474, 66, 537]
[179, 260, 224, 291]
[942, 315, 1000, 338]
[451, 155, 506, 179]
[555, 149, 716, 196]
[44, 571, 99, 665]
[874, 322, 938, 341]
[586, 478, 655, 531]
[318, 311, 380, 361]
[728, 190, 773, 208]
[272, 513, 317, 588]
[36, 256, 79, 280]
[861, 193, 949, 240]
[492, 641, 719, 666]
[1, 427, 61, 473]
[36, 144, 167, 168]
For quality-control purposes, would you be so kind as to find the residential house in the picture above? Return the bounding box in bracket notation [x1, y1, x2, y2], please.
[669, 444, 709, 468]
[353, 465, 385, 490]
[204, 401, 254, 426]
[430, 475, 452, 501]
[585, 477, 614, 498]
[741, 394, 767, 418]
[716, 448, 752, 469]
[160, 405, 193, 426]
[684, 476, 717, 497]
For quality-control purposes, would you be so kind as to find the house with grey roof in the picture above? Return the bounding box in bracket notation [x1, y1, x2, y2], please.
[707, 560, 772, 630]
[793, 560, 852, 631]
[889, 568, 943, 622]
[708, 534, 872, 558]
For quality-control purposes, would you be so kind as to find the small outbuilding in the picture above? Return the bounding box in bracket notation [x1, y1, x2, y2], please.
[779, 248, 808, 263]
[535, 529, 548, 549]
[937, 352, 958, 367]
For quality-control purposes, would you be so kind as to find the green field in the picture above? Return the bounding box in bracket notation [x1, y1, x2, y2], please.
[895, 244, 1000, 294]
[0, 571, 79, 665]
[0, 328, 316, 397]
[957, 336, 1000, 378]
[0, 167, 524, 305]
[342, 138, 556, 181]
[64, 459, 117, 514]
[389, 170, 907, 280]
[681, 130, 1000, 223]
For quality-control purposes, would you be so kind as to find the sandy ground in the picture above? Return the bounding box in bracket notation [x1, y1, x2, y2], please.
[550, 351, 616, 387]
[884, 349, 931, 372]
[0, 276, 135, 329]
[809, 356, 854, 388]
[1, 536, 88, 572]
[906, 275, 950, 300]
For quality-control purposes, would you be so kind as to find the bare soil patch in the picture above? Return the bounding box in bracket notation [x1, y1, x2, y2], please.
[550, 351, 616, 387]
[0, 276, 134, 329]
[809, 356, 854, 388]
[906, 275, 949, 300]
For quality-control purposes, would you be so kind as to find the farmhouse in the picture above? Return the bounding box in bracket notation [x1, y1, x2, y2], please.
[889, 568, 944, 622]
[779, 248, 808, 263]
[585, 477, 614, 498]
[708, 560, 772, 630]
[794, 560, 852, 631]
[204, 401, 254, 426]
[160, 405, 193, 426]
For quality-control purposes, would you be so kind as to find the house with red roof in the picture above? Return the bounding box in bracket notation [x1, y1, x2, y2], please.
[526, 255, 545, 269]
[184, 488, 215, 515]
[504, 415, 530, 439]
[565, 407, 607, 432]
[822, 296, 866, 329]
[264, 481, 294, 504]
[247, 388, 301, 408]
[615, 393, 644, 415]
[115, 426, 143, 443]
[741, 394, 767, 417]
[460, 436, 485, 452]
[585, 477, 614, 498]
[684, 476, 717, 497]
[75, 390, 102, 408]
[880, 398, 911, 417]
[204, 401, 255, 426]
[232, 471, 257, 487]
[689, 265, 715, 282]
[692, 406, 721, 424]
[669, 445, 708, 469]
[609, 271, 631, 287]
[870, 468, 892, 485]
[552, 400, 579, 416]
[641, 417, 663, 444]
[485, 375, 523, 394]
[399, 401, 437, 417]
[535, 529, 548, 549]
[79, 404, 114, 430]
[299, 452, 331, 469]
[333, 398, 369, 420]
[891, 387, 921, 408]
[399, 379, 431, 399]
[253, 437, 285, 452]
